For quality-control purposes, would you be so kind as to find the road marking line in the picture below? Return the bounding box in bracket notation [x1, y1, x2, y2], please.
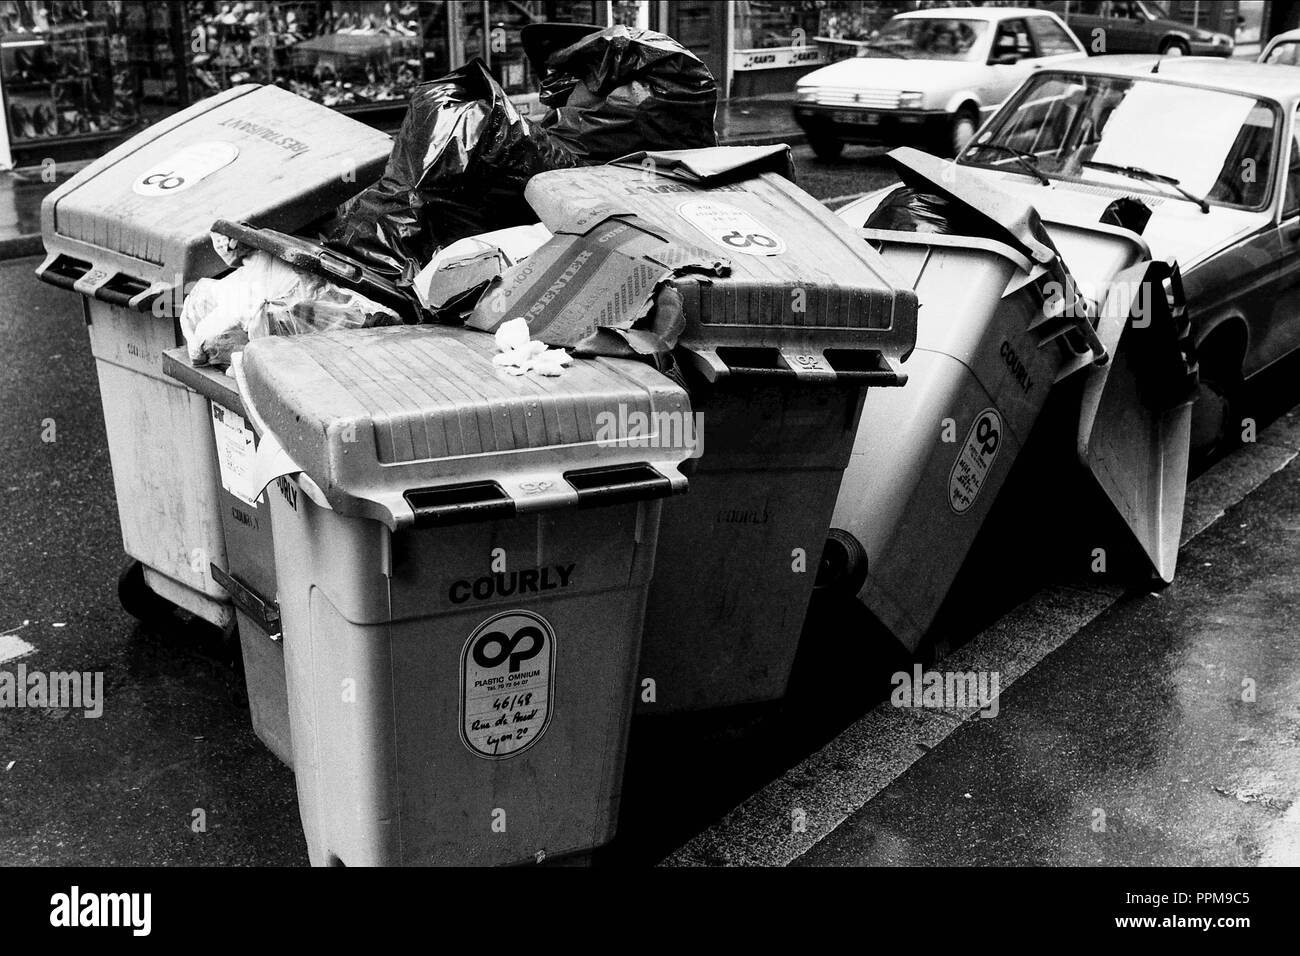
[0, 633, 36, 665]
[662, 412, 1300, 867]
[822, 191, 871, 209]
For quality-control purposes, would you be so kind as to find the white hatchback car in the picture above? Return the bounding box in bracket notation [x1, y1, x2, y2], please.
[794, 6, 1086, 159]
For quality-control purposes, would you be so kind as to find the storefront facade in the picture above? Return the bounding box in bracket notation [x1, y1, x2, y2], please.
[0, 1, 1290, 169]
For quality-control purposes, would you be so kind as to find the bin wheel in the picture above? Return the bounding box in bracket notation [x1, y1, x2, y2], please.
[117, 561, 176, 623]
[814, 528, 869, 595]
[809, 136, 844, 162]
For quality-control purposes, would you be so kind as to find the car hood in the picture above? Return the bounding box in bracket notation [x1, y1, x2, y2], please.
[798, 55, 991, 91]
[986, 173, 1267, 274]
[839, 168, 1268, 291]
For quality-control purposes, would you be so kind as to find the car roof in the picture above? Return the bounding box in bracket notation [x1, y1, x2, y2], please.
[893, 7, 1056, 23]
[1033, 54, 1300, 106]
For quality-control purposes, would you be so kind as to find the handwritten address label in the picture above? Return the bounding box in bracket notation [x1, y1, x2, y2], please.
[460, 609, 555, 759]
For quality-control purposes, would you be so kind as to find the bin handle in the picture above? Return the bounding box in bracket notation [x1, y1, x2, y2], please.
[564, 463, 675, 508]
[681, 344, 905, 385]
[35, 253, 159, 312]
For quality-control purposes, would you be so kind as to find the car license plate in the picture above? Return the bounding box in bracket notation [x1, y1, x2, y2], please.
[833, 111, 879, 125]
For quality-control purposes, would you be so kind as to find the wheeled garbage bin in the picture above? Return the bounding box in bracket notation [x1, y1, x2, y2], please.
[235, 325, 696, 866]
[36, 83, 391, 630]
[826, 148, 1193, 654]
[162, 349, 290, 766]
[158, 221, 421, 768]
[516, 148, 918, 714]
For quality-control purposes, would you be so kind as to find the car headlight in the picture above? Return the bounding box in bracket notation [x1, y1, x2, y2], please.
[1212, 34, 1231, 46]
[898, 91, 925, 109]
[795, 88, 819, 103]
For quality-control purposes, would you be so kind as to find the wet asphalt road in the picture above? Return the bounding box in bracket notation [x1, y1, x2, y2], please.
[797, 450, 1300, 866]
[2, 145, 1297, 867]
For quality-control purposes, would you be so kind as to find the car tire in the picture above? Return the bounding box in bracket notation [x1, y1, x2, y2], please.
[948, 107, 979, 157]
[809, 136, 844, 162]
[1190, 369, 1242, 465]
[1159, 38, 1189, 56]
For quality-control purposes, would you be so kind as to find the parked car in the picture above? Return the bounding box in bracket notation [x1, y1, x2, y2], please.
[1046, 0, 1233, 57]
[835, 56, 1300, 458]
[1260, 28, 1300, 66]
[793, 6, 1085, 159]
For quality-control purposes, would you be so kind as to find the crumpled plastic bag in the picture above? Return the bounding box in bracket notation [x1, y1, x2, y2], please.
[180, 249, 400, 368]
[321, 58, 580, 287]
[863, 186, 983, 235]
[534, 25, 718, 163]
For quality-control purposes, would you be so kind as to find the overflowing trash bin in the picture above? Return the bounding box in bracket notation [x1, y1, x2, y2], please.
[36, 83, 392, 630]
[824, 148, 1197, 654]
[488, 147, 920, 714]
[234, 325, 696, 866]
[162, 349, 290, 766]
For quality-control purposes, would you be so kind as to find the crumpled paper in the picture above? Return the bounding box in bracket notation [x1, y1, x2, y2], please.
[491, 317, 573, 377]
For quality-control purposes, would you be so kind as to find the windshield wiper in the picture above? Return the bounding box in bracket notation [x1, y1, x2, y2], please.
[966, 142, 1051, 185]
[1082, 160, 1210, 213]
[863, 42, 909, 60]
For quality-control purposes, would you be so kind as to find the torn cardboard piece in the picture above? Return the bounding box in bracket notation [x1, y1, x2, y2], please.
[466, 211, 727, 357]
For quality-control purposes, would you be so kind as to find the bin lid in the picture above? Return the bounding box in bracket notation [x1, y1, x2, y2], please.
[37, 84, 392, 311]
[521, 155, 918, 383]
[235, 326, 694, 530]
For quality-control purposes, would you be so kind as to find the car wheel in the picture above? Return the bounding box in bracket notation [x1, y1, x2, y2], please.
[1190, 369, 1241, 464]
[1159, 38, 1189, 55]
[948, 107, 978, 157]
[809, 136, 844, 162]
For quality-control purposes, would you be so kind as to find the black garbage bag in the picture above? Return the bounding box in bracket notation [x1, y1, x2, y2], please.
[322, 58, 580, 286]
[864, 185, 986, 235]
[535, 25, 718, 162]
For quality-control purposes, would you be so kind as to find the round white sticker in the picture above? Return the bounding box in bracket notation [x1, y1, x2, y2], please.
[677, 199, 788, 256]
[460, 609, 555, 759]
[132, 141, 240, 197]
[949, 407, 1003, 515]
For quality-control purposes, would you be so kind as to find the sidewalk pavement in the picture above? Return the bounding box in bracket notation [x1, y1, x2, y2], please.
[668, 410, 1300, 866]
[0, 95, 804, 262]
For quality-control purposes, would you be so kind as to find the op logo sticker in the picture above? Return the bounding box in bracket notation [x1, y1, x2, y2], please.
[949, 407, 1002, 515]
[132, 141, 240, 197]
[677, 199, 787, 256]
[460, 609, 555, 759]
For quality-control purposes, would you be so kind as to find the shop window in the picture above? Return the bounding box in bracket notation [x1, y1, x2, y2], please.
[1, 1, 146, 146]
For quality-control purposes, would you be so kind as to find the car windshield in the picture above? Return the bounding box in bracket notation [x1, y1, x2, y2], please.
[862, 17, 988, 61]
[1264, 40, 1300, 66]
[960, 72, 1279, 210]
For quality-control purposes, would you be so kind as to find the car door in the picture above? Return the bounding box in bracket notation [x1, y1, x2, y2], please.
[986, 18, 1038, 106]
[1100, 1, 1147, 53]
[1256, 106, 1300, 373]
[1062, 1, 1107, 54]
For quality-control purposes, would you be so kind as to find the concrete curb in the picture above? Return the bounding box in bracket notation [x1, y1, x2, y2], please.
[0, 234, 43, 261]
[662, 410, 1300, 867]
